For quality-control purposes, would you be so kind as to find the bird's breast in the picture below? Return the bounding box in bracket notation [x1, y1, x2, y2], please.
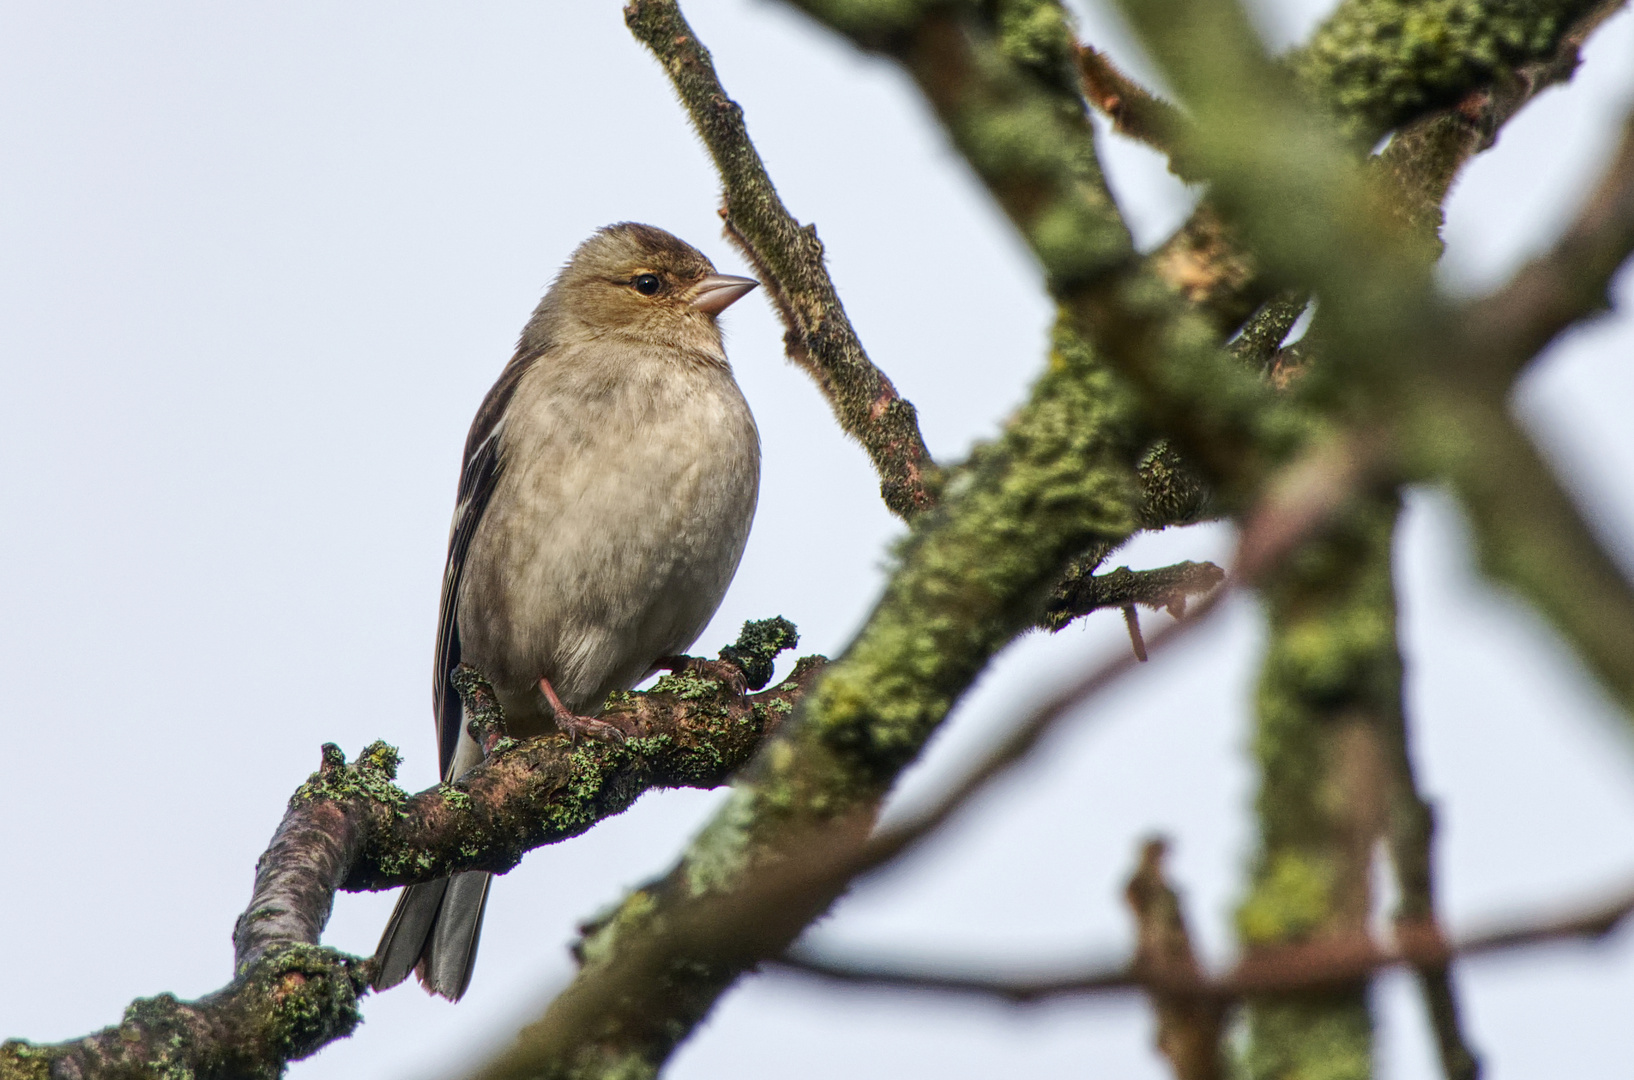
[455, 349, 759, 724]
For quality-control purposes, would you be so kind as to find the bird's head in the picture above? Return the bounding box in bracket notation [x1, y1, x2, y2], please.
[525, 223, 758, 359]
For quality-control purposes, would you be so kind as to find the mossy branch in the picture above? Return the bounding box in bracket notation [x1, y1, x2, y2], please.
[1076, 45, 1197, 178]
[1292, 0, 1619, 143]
[0, 945, 368, 1080]
[783, 0, 1292, 509]
[625, 0, 939, 519]
[2, 621, 815, 1079]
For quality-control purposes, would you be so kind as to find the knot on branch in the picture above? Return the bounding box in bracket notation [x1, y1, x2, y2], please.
[292, 740, 405, 811]
[239, 943, 370, 1063]
[452, 664, 509, 754]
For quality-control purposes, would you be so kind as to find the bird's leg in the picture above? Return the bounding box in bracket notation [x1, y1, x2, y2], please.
[538, 676, 629, 744]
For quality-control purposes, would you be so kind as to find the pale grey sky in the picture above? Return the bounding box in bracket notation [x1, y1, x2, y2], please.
[2, 3, 1632, 1078]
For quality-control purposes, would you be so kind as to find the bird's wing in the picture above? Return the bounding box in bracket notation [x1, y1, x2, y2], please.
[434, 349, 540, 779]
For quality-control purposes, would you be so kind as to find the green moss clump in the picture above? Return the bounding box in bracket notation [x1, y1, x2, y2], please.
[1294, 0, 1596, 139]
[255, 944, 365, 1061]
[718, 616, 799, 690]
[1137, 441, 1211, 527]
[995, 0, 1078, 84]
[649, 669, 726, 702]
[1237, 850, 1338, 944]
[1244, 997, 1375, 1080]
[292, 741, 407, 812]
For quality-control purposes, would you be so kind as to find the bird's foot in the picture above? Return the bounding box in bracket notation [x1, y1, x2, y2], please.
[554, 712, 631, 744]
[538, 676, 629, 744]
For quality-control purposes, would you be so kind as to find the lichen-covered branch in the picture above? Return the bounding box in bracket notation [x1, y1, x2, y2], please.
[1236, 494, 1401, 1080]
[1123, 0, 1622, 345]
[1108, 0, 1634, 728]
[1041, 559, 1223, 631]
[625, 0, 938, 519]
[0, 945, 368, 1080]
[1076, 45, 1195, 177]
[784, 0, 1290, 507]
[1, 621, 813, 1080]
[1292, 0, 1618, 143]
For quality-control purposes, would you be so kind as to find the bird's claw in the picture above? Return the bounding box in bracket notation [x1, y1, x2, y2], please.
[555, 712, 630, 745]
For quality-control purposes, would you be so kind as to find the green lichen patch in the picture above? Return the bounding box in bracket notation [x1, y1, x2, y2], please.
[293, 741, 407, 812]
[718, 616, 799, 690]
[252, 944, 366, 1061]
[1294, 0, 1595, 139]
[1237, 850, 1339, 944]
[0, 1042, 52, 1080]
[649, 669, 727, 702]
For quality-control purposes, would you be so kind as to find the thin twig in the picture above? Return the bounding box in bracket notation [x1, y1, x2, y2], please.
[1041, 559, 1226, 632]
[773, 879, 1634, 1003]
[1125, 839, 1225, 1080]
[1076, 46, 1195, 178]
[1379, 678, 1482, 1079]
[1459, 105, 1634, 386]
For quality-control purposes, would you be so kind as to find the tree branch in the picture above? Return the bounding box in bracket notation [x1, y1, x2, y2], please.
[626, 0, 938, 519]
[1292, 0, 1619, 144]
[772, 877, 1634, 1004]
[1459, 105, 1634, 386]
[1041, 559, 1224, 632]
[2, 621, 814, 1079]
[1125, 839, 1226, 1080]
[1076, 46, 1195, 178]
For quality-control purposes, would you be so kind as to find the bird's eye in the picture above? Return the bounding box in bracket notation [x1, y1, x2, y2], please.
[632, 273, 662, 296]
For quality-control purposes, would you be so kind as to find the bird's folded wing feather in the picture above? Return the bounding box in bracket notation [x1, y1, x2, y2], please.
[433, 348, 541, 779]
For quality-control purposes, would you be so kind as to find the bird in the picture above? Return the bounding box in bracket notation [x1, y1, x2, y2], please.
[372, 222, 762, 1000]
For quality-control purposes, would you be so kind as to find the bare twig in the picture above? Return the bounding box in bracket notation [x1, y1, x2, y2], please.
[1459, 105, 1634, 386]
[773, 879, 1634, 1003]
[855, 590, 1225, 877]
[1382, 731, 1482, 1080]
[625, 0, 938, 519]
[1126, 839, 1225, 1080]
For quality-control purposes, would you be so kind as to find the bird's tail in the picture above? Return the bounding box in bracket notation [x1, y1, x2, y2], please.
[372, 870, 492, 1001]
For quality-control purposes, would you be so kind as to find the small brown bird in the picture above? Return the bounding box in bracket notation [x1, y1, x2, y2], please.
[372, 223, 761, 1000]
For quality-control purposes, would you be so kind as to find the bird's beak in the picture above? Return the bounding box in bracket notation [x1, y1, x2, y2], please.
[690, 274, 759, 316]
